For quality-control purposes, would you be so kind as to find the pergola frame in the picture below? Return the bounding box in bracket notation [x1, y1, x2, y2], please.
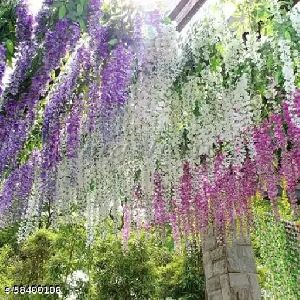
[169, 0, 300, 32]
[169, 0, 207, 31]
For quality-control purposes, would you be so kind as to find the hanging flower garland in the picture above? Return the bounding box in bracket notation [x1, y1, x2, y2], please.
[0, 0, 300, 247]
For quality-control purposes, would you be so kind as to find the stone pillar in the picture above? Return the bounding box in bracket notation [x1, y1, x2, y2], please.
[202, 227, 261, 300]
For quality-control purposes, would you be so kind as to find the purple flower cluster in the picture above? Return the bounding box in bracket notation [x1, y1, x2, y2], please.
[42, 43, 83, 171]
[43, 20, 80, 73]
[88, 0, 109, 61]
[0, 155, 35, 218]
[0, 20, 80, 176]
[147, 92, 300, 238]
[253, 120, 279, 216]
[194, 165, 209, 231]
[66, 94, 83, 158]
[88, 43, 133, 140]
[16, 1, 33, 44]
[281, 97, 300, 214]
[178, 161, 193, 235]
[34, 0, 54, 37]
[0, 168, 20, 216]
[101, 43, 133, 107]
[3, 0, 55, 98]
[0, 0, 140, 224]
[6, 2, 34, 96]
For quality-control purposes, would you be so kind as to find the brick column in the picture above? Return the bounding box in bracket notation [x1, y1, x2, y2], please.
[202, 226, 261, 300]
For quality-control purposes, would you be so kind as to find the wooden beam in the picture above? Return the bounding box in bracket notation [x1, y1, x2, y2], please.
[169, 0, 207, 32]
[170, 0, 299, 32]
[169, 0, 190, 20]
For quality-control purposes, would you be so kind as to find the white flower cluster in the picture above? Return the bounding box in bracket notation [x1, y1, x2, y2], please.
[113, 24, 180, 201]
[67, 270, 89, 285]
[278, 39, 300, 127]
[17, 170, 41, 243]
[245, 33, 264, 70]
[278, 39, 295, 97]
[187, 16, 225, 63]
[64, 270, 89, 300]
[290, 3, 300, 37]
[223, 36, 244, 76]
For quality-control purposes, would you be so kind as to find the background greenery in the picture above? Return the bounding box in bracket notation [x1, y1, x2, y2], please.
[0, 221, 206, 300]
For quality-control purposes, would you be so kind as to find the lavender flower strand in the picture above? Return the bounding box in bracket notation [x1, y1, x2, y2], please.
[0, 157, 35, 217]
[0, 21, 80, 176]
[101, 44, 133, 106]
[16, 1, 34, 45]
[40, 43, 85, 210]
[6, 2, 34, 96]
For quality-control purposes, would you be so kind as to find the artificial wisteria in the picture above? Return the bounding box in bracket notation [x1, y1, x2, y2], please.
[0, 0, 300, 246]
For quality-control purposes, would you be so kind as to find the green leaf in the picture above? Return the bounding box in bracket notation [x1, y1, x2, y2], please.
[79, 19, 86, 31]
[77, 4, 84, 15]
[108, 38, 118, 47]
[51, 70, 56, 81]
[6, 39, 14, 55]
[67, 10, 77, 19]
[80, 0, 86, 5]
[296, 78, 300, 88]
[162, 16, 172, 25]
[284, 30, 291, 41]
[58, 5, 66, 19]
[266, 54, 273, 69]
[8, 56, 13, 68]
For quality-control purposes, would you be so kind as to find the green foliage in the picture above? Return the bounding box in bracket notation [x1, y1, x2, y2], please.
[0, 222, 206, 299]
[93, 233, 156, 299]
[0, 0, 18, 63]
[0, 223, 19, 249]
[13, 229, 57, 284]
[156, 248, 205, 300]
[251, 196, 300, 299]
[0, 244, 15, 293]
[53, 0, 89, 31]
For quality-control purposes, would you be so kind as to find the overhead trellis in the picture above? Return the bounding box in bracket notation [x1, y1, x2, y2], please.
[169, 0, 208, 31]
[0, 0, 300, 245]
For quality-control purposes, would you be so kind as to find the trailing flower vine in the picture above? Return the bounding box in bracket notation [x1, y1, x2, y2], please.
[0, 0, 299, 246]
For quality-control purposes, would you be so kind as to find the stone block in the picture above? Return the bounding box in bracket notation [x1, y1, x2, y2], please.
[210, 246, 226, 261]
[248, 273, 261, 300]
[203, 237, 217, 251]
[227, 246, 241, 273]
[237, 246, 257, 273]
[206, 224, 215, 236]
[208, 289, 223, 300]
[235, 289, 250, 300]
[227, 244, 257, 273]
[220, 274, 232, 300]
[207, 276, 221, 292]
[204, 260, 213, 279]
[203, 251, 210, 264]
[229, 273, 250, 289]
[213, 259, 227, 276]
[234, 236, 251, 245]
